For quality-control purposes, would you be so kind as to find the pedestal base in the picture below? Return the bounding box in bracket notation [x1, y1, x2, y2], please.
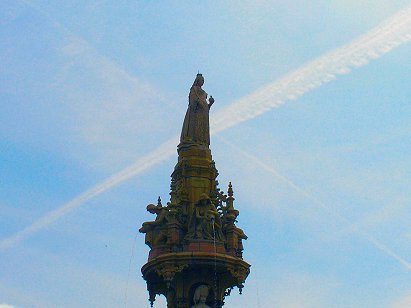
[142, 252, 250, 308]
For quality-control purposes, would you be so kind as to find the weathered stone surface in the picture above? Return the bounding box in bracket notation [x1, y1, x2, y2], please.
[139, 75, 250, 307]
[180, 74, 214, 146]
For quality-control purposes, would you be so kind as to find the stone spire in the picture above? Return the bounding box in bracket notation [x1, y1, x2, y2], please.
[139, 75, 250, 308]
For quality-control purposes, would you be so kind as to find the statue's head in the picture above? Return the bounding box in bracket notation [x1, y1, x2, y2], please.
[193, 73, 204, 87]
[193, 284, 209, 304]
[146, 204, 160, 214]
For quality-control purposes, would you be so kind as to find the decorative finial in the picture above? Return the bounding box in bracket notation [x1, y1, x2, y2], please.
[228, 182, 234, 197]
[157, 196, 162, 207]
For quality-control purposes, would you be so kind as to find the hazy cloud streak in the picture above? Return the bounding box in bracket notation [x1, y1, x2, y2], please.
[0, 138, 177, 251]
[218, 137, 411, 271]
[210, 3, 411, 133]
[2, 4, 411, 250]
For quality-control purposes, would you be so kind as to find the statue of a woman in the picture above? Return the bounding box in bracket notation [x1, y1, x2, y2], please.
[186, 194, 224, 241]
[180, 74, 214, 146]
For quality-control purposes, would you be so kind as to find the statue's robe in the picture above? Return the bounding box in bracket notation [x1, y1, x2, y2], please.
[180, 85, 210, 146]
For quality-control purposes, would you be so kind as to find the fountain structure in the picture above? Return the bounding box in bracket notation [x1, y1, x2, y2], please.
[139, 74, 250, 307]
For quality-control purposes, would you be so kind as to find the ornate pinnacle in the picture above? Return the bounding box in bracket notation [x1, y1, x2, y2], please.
[157, 196, 162, 207]
[228, 182, 234, 197]
[226, 182, 239, 222]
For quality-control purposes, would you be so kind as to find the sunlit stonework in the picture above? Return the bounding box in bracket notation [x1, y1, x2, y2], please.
[139, 74, 250, 308]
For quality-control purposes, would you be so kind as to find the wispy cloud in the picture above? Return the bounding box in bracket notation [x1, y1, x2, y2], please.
[2, 3, 411, 250]
[17, 0, 176, 171]
[210, 3, 411, 134]
[0, 137, 177, 251]
[218, 136, 411, 271]
[322, 197, 409, 242]
[390, 292, 411, 308]
[0, 246, 148, 307]
[225, 271, 338, 307]
[57, 35, 176, 171]
[0, 280, 52, 308]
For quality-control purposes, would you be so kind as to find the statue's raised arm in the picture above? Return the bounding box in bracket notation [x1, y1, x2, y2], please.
[208, 95, 214, 108]
[180, 74, 214, 147]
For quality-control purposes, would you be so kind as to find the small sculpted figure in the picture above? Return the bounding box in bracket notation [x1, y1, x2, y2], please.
[180, 74, 214, 146]
[234, 226, 247, 258]
[191, 285, 210, 308]
[186, 194, 224, 241]
[139, 203, 169, 248]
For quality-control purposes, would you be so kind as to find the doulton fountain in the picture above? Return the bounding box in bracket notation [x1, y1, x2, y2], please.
[139, 74, 250, 307]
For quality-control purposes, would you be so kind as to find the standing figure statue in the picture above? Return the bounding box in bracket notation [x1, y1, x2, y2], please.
[180, 74, 214, 146]
[191, 285, 210, 308]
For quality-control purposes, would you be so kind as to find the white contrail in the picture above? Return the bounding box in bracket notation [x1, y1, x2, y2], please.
[217, 137, 411, 271]
[2, 4, 411, 250]
[210, 3, 411, 133]
[0, 138, 177, 251]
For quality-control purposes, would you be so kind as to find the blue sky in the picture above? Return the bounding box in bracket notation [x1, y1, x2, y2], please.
[1, 1, 411, 307]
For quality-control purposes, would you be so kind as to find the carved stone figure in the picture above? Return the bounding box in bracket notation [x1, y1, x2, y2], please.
[139, 203, 169, 248]
[191, 285, 210, 308]
[186, 193, 224, 241]
[180, 74, 214, 146]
